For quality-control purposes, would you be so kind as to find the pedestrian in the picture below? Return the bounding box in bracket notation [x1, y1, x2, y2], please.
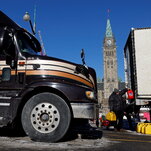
[108, 88, 129, 131]
[124, 104, 134, 130]
[96, 118, 99, 128]
[124, 99, 140, 131]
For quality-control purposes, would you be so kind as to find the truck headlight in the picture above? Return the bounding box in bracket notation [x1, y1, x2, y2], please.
[85, 91, 95, 100]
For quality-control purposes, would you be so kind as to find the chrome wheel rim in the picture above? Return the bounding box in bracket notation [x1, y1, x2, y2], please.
[31, 103, 60, 133]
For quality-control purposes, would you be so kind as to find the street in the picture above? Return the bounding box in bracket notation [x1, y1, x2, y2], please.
[102, 128, 151, 151]
[0, 126, 150, 151]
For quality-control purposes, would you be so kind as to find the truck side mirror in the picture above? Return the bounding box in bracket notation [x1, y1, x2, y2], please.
[2, 68, 11, 81]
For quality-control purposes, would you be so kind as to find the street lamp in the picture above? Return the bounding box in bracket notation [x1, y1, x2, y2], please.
[23, 12, 35, 35]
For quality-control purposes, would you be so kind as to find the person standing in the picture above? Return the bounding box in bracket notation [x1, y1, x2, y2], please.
[124, 104, 134, 130]
[108, 88, 129, 131]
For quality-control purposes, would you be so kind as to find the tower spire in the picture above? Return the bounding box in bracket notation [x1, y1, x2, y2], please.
[105, 9, 113, 38]
[105, 19, 113, 38]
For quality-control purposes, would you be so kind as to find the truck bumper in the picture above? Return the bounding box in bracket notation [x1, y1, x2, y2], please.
[71, 103, 99, 119]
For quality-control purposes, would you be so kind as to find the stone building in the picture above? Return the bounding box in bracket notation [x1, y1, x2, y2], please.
[98, 18, 125, 114]
[104, 18, 118, 99]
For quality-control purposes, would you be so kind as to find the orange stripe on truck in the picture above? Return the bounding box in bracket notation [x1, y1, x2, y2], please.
[0, 70, 93, 88]
[26, 70, 93, 88]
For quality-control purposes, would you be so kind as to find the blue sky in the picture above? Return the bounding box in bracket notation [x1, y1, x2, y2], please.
[1, 0, 151, 81]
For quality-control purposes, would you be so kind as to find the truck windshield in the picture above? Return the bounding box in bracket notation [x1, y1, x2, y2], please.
[17, 31, 40, 55]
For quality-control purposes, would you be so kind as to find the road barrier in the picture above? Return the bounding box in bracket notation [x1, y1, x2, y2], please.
[136, 123, 151, 134]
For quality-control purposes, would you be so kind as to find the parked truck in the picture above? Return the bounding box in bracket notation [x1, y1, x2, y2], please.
[124, 27, 151, 107]
[0, 11, 98, 142]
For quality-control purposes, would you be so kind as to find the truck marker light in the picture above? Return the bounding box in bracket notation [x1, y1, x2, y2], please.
[19, 62, 25, 66]
[86, 91, 95, 99]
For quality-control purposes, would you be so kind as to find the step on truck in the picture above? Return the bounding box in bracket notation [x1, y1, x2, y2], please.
[124, 27, 151, 108]
[0, 11, 99, 142]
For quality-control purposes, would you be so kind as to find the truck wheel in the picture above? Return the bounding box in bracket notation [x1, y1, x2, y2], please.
[21, 92, 71, 142]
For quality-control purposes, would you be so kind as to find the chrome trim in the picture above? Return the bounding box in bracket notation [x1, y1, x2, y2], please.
[0, 97, 11, 99]
[71, 103, 98, 119]
[0, 103, 10, 106]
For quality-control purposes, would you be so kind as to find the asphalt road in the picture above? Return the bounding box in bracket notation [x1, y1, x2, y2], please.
[102, 129, 151, 151]
[0, 127, 150, 151]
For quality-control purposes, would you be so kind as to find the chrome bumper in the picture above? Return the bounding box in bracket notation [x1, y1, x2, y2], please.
[71, 103, 99, 119]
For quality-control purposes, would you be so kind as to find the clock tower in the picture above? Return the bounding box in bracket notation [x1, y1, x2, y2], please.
[103, 19, 118, 99]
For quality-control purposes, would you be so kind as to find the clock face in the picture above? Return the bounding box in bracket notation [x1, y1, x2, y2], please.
[107, 40, 112, 45]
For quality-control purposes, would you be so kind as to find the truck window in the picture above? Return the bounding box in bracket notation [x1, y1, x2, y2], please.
[0, 27, 15, 60]
[17, 31, 38, 55]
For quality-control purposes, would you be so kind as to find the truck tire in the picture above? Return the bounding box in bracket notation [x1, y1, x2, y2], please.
[21, 92, 71, 142]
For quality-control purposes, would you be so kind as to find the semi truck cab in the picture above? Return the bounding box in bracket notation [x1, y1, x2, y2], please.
[0, 11, 98, 142]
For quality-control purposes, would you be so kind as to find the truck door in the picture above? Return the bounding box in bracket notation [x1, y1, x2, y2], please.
[0, 27, 25, 125]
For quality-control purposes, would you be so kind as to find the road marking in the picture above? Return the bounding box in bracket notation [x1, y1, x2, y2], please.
[110, 138, 151, 143]
[107, 134, 141, 139]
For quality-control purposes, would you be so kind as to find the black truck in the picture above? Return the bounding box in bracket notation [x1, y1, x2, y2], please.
[0, 11, 98, 142]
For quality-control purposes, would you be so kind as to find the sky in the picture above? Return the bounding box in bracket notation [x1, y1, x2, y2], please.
[1, 0, 151, 81]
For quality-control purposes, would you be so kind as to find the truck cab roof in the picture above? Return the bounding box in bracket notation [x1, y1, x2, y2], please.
[0, 11, 21, 30]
